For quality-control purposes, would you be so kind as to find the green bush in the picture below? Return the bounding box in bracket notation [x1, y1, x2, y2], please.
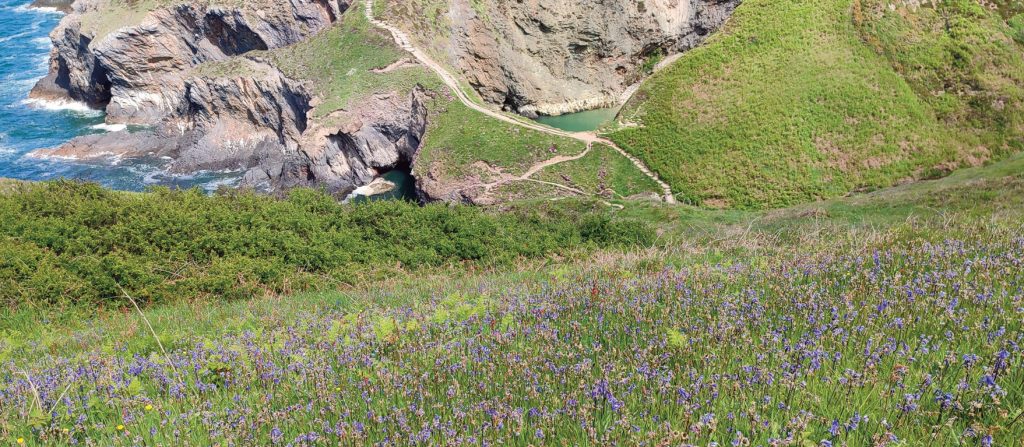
[0, 181, 651, 308]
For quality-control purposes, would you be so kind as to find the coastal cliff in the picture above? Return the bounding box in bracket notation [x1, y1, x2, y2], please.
[29, 0, 739, 197]
[30, 1, 430, 194]
[382, 0, 740, 116]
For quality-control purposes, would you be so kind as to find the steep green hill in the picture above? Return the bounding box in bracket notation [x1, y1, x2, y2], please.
[609, 0, 1024, 209]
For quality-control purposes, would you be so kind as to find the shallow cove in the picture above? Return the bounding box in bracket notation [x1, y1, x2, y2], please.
[350, 169, 418, 203]
[533, 107, 619, 132]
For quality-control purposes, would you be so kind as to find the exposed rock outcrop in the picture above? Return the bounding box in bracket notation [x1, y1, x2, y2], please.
[30, 0, 431, 194]
[245, 85, 429, 192]
[30, 0, 738, 199]
[390, 0, 740, 115]
[31, 0, 350, 122]
[28, 0, 74, 14]
[35, 55, 429, 194]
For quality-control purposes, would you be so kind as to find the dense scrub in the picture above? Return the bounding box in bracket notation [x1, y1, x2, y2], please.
[0, 181, 652, 308]
[2, 220, 1021, 445]
[609, 0, 1024, 209]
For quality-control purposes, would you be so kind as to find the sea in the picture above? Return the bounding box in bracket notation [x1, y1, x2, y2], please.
[0, 0, 241, 191]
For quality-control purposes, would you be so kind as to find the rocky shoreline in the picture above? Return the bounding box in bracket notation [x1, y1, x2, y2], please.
[27, 0, 434, 196]
[27, 0, 740, 199]
[28, 0, 73, 13]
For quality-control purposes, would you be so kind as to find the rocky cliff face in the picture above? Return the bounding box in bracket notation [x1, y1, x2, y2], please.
[31, 0, 429, 194]
[389, 0, 739, 116]
[32, 0, 737, 197]
[32, 0, 349, 122]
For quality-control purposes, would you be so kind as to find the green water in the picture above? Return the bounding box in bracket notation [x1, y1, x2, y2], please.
[534, 107, 619, 132]
[352, 169, 418, 203]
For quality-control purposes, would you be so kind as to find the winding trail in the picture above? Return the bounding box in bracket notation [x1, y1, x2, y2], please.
[364, 0, 676, 204]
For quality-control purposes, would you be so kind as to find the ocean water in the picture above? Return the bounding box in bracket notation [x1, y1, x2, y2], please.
[0, 0, 241, 191]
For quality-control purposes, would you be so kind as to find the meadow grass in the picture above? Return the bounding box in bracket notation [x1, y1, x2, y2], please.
[608, 0, 1024, 210]
[256, 5, 443, 118]
[1, 211, 1021, 445]
[532, 144, 663, 200]
[2, 150, 1023, 446]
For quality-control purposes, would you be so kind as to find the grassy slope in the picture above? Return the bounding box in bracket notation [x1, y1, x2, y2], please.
[80, 2, 655, 202]
[2, 154, 1023, 446]
[415, 96, 586, 178]
[609, 0, 1024, 210]
[258, 9, 442, 118]
[80, 0, 276, 41]
[532, 144, 663, 199]
[856, 0, 1024, 148]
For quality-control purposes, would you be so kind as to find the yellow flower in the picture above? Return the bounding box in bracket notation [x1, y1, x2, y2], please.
[17, 438, 25, 445]
[144, 404, 153, 411]
[116, 425, 125, 431]
[335, 387, 341, 392]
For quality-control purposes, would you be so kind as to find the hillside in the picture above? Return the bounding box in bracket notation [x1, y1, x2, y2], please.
[2, 153, 1023, 445]
[609, 0, 1024, 209]
[4, 1, 1024, 445]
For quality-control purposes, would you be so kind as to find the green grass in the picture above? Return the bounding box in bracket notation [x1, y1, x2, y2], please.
[609, 0, 1024, 210]
[856, 0, 1024, 148]
[1011, 13, 1024, 43]
[0, 178, 21, 194]
[2, 161, 1023, 445]
[258, 6, 443, 117]
[416, 96, 589, 181]
[613, 151, 1024, 255]
[79, 0, 276, 41]
[532, 144, 662, 199]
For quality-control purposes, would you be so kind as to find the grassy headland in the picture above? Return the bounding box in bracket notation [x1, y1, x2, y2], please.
[609, 0, 1024, 209]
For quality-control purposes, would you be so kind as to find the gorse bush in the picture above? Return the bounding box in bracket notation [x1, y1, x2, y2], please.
[0, 181, 653, 308]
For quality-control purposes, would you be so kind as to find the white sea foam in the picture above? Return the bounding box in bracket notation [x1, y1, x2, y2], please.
[24, 149, 73, 161]
[0, 30, 33, 44]
[91, 123, 128, 132]
[36, 53, 50, 70]
[22, 97, 103, 116]
[31, 36, 51, 48]
[0, 77, 34, 96]
[12, 4, 62, 15]
[203, 176, 241, 192]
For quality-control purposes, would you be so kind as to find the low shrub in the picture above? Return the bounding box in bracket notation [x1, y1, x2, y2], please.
[0, 181, 652, 307]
